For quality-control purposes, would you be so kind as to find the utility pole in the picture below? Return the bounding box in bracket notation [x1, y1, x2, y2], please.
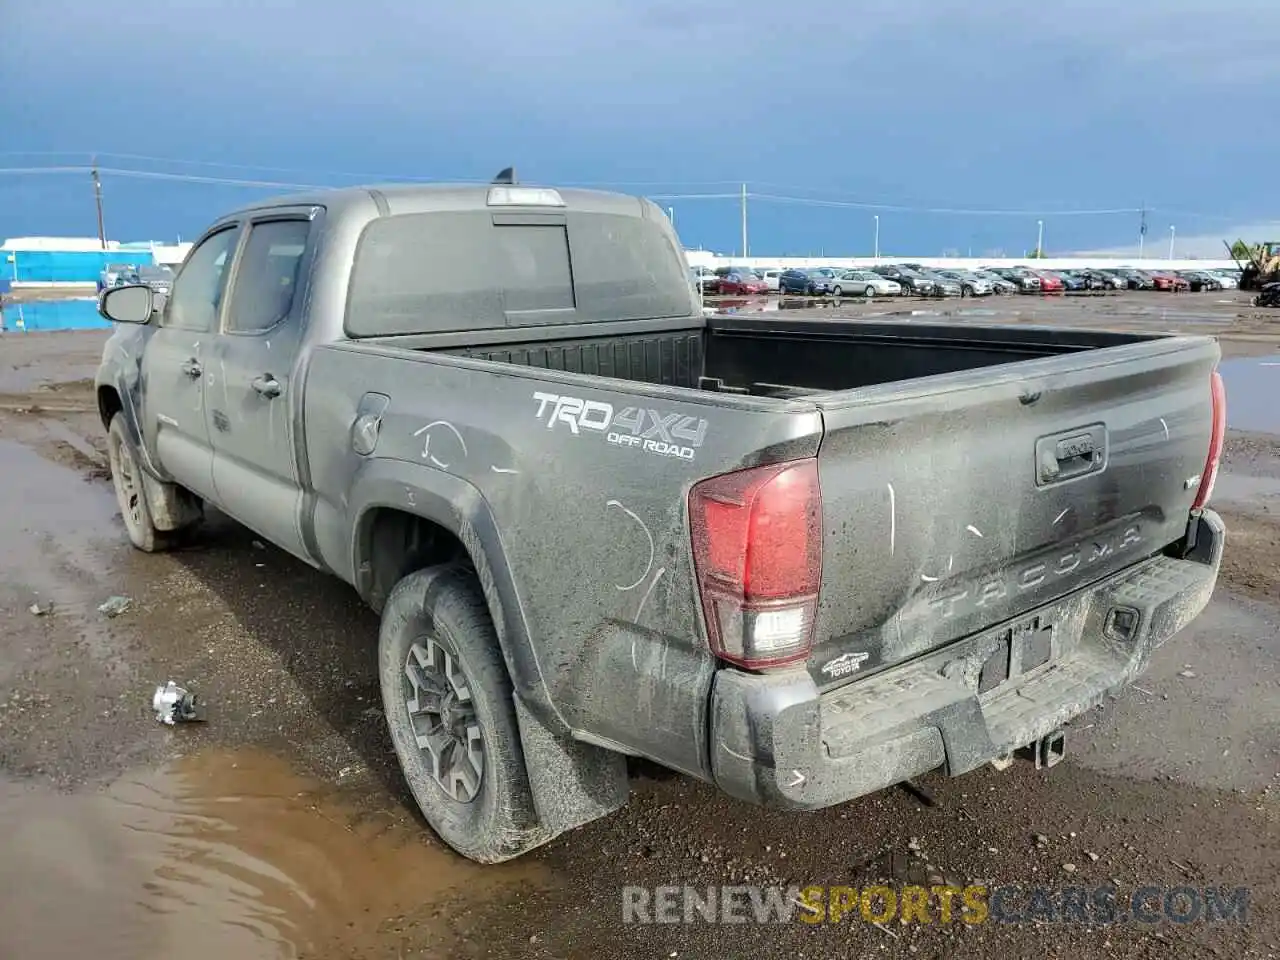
[740, 183, 748, 259]
[1036, 219, 1044, 257]
[873, 215, 880, 259]
[1138, 204, 1147, 260]
[1168, 225, 1176, 261]
[91, 159, 106, 249]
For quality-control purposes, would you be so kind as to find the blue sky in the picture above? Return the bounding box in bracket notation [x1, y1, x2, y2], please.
[4, 0, 1279, 256]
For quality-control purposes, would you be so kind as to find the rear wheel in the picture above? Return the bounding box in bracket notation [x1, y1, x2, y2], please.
[379, 565, 546, 863]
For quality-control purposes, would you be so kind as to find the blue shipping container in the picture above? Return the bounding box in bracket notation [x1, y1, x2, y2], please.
[9, 249, 156, 284]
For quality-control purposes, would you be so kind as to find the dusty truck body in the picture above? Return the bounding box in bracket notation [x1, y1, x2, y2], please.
[94, 182, 1226, 863]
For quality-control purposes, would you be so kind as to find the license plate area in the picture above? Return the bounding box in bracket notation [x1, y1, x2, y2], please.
[976, 614, 1057, 696]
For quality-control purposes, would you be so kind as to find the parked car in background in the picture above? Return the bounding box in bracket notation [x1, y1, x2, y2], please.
[1209, 270, 1239, 289]
[757, 268, 783, 291]
[918, 270, 963, 297]
[98, 262, 140, 292]
[691, 265, 718, 294]
[829, 270, 901, 297]
[711, 270, 768, 295]
[871, 264, 937, 296]
[983, 266, 1041, 292]
[934, 269, 994, 297]
[1050, 271, 1088, 292]
[778, 268, 836, 296]
[1031, 270, 1065, 293]
[1148, 271, 1190, 292]
[968, 269, 1019, 294]
[133, 264, 175, 299]
[1178, 270, 1223, 292]
[1066, 269, 1119, 290]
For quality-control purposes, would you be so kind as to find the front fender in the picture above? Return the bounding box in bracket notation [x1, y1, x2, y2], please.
[96, 326, 167, 480]
[346, 457, 566, 735]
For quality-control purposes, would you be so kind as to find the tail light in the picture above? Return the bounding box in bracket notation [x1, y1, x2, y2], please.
[688, 458, 822, 669]
[1191, 369, 1227, 511]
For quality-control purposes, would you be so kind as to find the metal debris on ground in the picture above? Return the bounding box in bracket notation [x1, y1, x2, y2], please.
[97, 595, 132, 618]
[28, 601, 50, 616]
[152, 681, 203, 725]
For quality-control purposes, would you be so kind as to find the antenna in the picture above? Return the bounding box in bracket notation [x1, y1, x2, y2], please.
[492, 167, 516, 185]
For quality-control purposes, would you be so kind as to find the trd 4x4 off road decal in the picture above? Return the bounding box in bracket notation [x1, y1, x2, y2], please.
[532, 391, 709, 462]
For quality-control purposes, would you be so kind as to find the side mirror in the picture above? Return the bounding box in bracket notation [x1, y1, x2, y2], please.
[99, 284, 154, 325]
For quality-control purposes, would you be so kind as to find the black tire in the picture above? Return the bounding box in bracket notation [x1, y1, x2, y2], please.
[106, 413, 173, 553]
[864, 284, 876, 298]
[961, 285, 972, 298]
[831, 285, 844, 297]
[379, 564, 545, 863]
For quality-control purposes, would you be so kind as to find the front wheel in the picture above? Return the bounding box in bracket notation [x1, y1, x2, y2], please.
[379, 565, 546, 863]
[864, 285, 876, 298]
[831, 285, 843, 297]
[107, 413, 173, 553]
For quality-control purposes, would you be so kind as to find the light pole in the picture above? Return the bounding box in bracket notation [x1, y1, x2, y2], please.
[1168, 225, 1176, 260]
[667, 206, 676, 230]
[1036, 220, 1044, 257]
[873, 215, 880, 259]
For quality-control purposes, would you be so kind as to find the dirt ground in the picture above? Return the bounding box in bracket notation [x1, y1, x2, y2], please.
[1, 295, 1278, 960]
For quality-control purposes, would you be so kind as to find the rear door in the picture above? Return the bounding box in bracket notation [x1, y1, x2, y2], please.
[207, 213, 317, 561]
[806, 337, 1219, 686]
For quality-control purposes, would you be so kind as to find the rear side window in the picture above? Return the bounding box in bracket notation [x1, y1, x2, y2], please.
[225, 219, 311, 333]
[345, 209, 692, 337]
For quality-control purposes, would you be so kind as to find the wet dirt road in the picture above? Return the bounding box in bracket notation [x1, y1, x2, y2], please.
[1, 297, 1278, 959]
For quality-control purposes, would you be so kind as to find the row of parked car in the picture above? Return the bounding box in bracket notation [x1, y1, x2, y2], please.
[693, 263, 1243, 298]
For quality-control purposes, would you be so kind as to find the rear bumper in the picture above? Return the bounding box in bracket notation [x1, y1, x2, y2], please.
[709, 509, 1224, 810]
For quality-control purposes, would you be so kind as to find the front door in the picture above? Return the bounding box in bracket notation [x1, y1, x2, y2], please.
[140, 225, 241, 502]
[207, 216, 315, 562]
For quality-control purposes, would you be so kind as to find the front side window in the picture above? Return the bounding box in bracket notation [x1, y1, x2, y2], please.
[165, 227, 240, 332]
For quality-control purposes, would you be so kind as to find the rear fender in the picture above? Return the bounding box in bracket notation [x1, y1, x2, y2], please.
[347, 458, 629, 832]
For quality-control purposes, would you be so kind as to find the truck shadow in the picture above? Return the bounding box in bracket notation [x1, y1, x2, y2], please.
[164, 507, 684, 816]
[164, 508, 419, 813]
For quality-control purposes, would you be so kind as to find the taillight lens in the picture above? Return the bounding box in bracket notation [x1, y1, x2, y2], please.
[1192, 369, 1227, 511]
[688, 459, 822, 669]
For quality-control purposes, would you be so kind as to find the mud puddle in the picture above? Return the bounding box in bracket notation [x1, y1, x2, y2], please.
[0, 747, 545, 960]
[1219, 358, 1279, 434]
[1214, 472, 1280, 504]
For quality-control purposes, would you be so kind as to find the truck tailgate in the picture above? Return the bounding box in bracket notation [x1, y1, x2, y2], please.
[808, 336, 1219, 686]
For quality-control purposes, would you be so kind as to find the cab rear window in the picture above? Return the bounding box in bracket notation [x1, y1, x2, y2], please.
[345, 210, 693, 336]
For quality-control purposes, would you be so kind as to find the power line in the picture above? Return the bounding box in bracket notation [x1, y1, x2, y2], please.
[748, 192, 1142, 217]
[0, 163, 1269, 224]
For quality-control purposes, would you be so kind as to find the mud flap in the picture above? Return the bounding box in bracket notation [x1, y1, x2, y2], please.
[513, 696, 629, 836]
[139, 467, 203, 531]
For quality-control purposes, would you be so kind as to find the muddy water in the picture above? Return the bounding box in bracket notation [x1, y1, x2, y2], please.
[0, 748, 545, 960]
[1219, 357, 1280, 434]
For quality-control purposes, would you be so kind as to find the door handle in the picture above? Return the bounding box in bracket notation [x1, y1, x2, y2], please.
[251, 374, 282, 399]
[180, 358, 202, 378]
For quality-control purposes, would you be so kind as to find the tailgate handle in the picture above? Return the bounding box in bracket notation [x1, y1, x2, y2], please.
[1036, 424, 1107, 485]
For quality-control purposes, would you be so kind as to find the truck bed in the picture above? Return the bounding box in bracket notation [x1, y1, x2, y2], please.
[384, 315, 1165, 398]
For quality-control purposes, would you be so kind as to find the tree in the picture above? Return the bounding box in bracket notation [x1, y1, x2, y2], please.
[1230, 240, 1255, 261]
[1026, 248, 1047, 259]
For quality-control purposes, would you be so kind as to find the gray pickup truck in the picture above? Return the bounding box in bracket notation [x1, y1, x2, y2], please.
[95, 180, 1226, 863]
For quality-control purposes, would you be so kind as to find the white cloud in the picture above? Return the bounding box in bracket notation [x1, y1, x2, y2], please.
[1075, 222, 1280, 259]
